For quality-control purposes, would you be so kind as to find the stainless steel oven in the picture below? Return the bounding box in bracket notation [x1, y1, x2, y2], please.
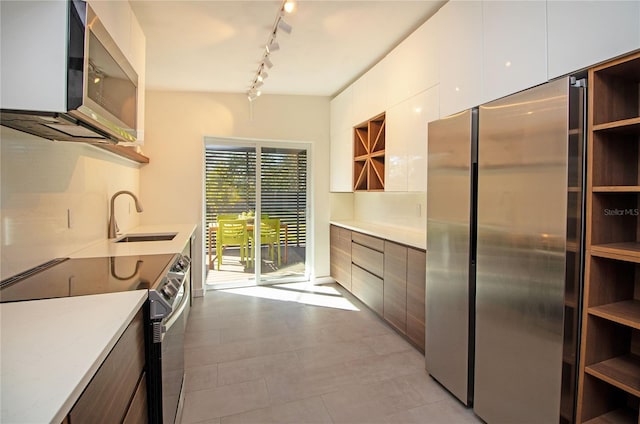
[148, 255, 191, 424]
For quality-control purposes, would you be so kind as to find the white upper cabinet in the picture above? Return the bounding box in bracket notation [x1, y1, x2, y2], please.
[385, 101, 408, 192]
[352, 75, 370, 126]
[330, 87, 354, 192]
[386, 15, 440, 110]
[386, 86, 440, 192]
[482, 1, 547, 104]
[547, 1, 640, 79]
[366, 60, 388, 120]
[329, 128, 354, 192]
[409, 86, 439, 192]
[330, 86, 353, 136]
[437, 0, 483, 118]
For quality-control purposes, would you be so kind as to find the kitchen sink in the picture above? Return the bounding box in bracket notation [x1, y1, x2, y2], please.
[115, 233, 177, 243]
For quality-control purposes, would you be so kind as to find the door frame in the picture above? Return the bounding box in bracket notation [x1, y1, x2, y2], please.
[202, 135, 313, 288]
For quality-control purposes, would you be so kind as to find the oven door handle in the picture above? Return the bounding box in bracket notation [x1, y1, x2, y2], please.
[163, 282, 189, 338]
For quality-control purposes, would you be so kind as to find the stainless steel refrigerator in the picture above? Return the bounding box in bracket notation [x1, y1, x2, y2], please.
[426, 76, 585, 423]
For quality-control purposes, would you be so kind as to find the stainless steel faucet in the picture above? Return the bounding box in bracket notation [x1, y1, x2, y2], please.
[108, 190, 143, 238]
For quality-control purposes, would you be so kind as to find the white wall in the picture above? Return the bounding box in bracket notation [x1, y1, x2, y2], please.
[0, 127, 141, 278]
[354, 192, 426, 230]
[139, 90, 331, 295]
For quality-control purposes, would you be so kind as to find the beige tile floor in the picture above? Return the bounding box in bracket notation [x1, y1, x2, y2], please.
[181, 283, 482, 424]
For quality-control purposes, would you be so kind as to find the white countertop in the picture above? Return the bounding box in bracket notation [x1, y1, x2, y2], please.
[330, 220, 426, 250]
[70, 223, 196, 258]
[0, 290, 147, 423]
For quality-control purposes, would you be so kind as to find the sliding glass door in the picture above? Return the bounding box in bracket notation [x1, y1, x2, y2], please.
[204, 139, 309, 288]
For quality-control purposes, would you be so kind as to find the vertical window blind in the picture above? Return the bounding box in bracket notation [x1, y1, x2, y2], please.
[205, 146, 307, 251]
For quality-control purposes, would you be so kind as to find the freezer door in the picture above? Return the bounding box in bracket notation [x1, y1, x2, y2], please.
[475, 78, 569, 423]
[426, 109, 475, 405]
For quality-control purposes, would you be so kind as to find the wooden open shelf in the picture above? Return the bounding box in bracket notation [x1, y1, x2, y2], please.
[95, 144, 150, 164]
[591, 243, 640, 262]
[584, 408, 638, 424]
[593, 186, 640, 193]
[586, 355, 640, 397]
[353, 113, 385, 191]
[589, 301, 640, 330]
[593, 117, 640, 133]
[578, 51, 640, 423]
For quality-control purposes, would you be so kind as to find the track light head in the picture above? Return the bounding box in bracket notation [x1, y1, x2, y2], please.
[248, 91, 258, 101]
[263, 56, 273, 69]
[278, 18, 292, 34]
[284, 0, 295, 13]
[266, 39, 280, 53]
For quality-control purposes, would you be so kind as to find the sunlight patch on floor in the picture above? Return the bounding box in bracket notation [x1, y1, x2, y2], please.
[220, 285, 360, 311]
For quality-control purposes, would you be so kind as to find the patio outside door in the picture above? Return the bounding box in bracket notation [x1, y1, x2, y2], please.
[204, 139, 309, 288]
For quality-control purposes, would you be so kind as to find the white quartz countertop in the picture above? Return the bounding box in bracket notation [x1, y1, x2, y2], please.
[330, 220, 426, 250]
[0, 290, 147, 423]
[70, 223, 196, 258]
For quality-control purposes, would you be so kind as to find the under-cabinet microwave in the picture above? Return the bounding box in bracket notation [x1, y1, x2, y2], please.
[0, 0, 138, 145]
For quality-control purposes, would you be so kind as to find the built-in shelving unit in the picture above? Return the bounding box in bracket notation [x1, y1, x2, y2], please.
[577, 51, 640, 423]
[353, 113, 385, 191]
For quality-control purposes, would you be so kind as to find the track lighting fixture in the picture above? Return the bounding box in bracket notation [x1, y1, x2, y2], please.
[284, 0, 296, 14]
[266, 39, 280, 53]
[246, 0, 295, 102]
[278, 17, 292, 34]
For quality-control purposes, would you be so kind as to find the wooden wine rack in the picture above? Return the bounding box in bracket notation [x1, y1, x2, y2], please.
[353, 112, 385, 191]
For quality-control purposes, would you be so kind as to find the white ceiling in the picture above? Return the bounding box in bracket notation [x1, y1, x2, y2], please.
[129, 0, 446, 98]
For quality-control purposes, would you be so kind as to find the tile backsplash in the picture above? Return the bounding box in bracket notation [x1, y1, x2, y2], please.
[1, 127, 140, 279]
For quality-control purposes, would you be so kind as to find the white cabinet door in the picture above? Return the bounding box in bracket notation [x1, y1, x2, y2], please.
[547, 1, 640, 79]
[330, 86, 353, 136]
[437, 0, 483, 118]
[482, 1, 547, 104]
[330, 128, 354, 192]
[408, 86, 439, 192]
[366, 60, 388, 119]
[385, 101, 408, 192]
[386, 87, 440, 192]
[386, 36, 418, 109]
[352, 76, 370, 126]
[406, 15, 440, 99]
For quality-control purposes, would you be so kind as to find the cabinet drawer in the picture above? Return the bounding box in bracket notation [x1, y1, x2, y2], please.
[352, 232, 384, 252]
[123, 372, 148, 424]
[352, 264, 383, 316]
[352, 242, 384, 278]
[69, 309, 145, 424]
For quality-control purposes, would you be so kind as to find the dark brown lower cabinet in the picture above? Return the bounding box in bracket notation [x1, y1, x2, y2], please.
[406, 248, 426, 350]
[68, 308, 146, 424]
[123, 372, 148, 424]
[330, 226, 426, 352]
[384, 241, 408, 334]
[330, 225, 352, 290]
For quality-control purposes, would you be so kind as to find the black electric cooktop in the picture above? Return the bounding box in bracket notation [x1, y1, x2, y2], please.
[0, 254, 176, 303]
